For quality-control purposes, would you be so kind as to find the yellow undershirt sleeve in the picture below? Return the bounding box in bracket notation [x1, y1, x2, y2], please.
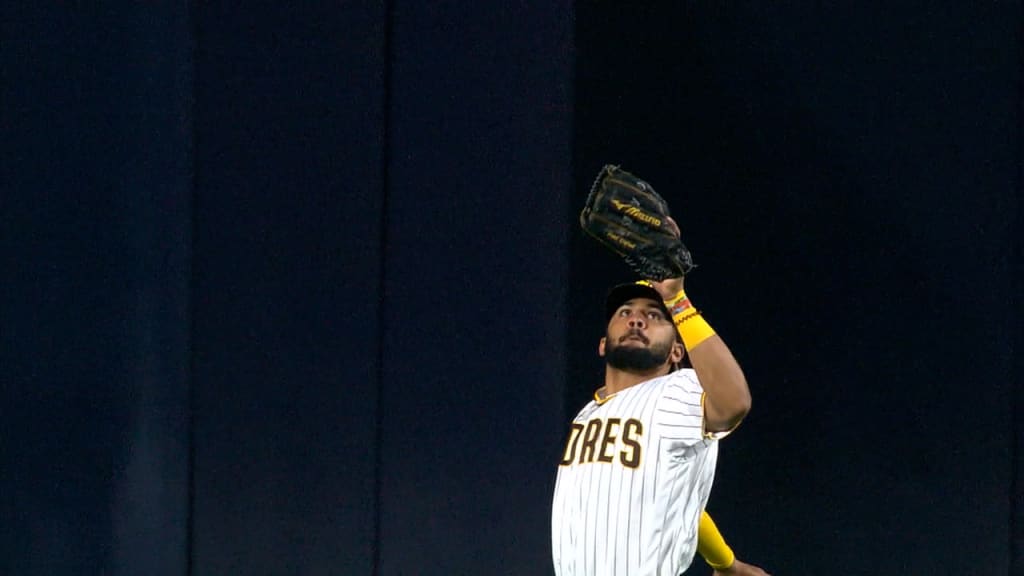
[697, 510, 736, 570]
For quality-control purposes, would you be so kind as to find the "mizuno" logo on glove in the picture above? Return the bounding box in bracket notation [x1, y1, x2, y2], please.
[610, 199, 662, 227]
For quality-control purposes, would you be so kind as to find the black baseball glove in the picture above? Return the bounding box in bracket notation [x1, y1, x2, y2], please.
[579, 165, 696, 281]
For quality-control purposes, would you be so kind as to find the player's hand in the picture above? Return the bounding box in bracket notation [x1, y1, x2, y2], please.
[664, 216, 681, 239]
[713, 558, 772, 576]
[647, 217, 685, 301]
[648, 276, 683, 302]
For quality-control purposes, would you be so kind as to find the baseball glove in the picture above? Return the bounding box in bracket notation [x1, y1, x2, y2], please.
[579, 165, 696, 280]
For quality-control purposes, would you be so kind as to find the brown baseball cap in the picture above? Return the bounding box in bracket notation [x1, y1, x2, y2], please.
[604, 282, 673, 324]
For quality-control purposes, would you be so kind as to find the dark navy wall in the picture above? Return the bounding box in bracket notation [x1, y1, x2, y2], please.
[2, 4, 193, 575]
[188, 4, 389, 574]
[3, 2, 570, 575]
[376, 2, 571, 573]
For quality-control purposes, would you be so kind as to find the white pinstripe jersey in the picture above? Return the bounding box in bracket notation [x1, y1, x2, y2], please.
[551, 369, 722, 576]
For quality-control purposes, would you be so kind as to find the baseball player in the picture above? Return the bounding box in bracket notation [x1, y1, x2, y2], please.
[551, 272, 768, 575]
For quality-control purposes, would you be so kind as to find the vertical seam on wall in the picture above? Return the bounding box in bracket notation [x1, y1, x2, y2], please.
[185, 1, 198, 574]
[1012, 8, 1023, 574]
[373, 0, 396, 574]
[565, 5, 579, 426]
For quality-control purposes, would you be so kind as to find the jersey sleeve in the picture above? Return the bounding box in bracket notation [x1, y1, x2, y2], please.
[654, 369, 708, 451]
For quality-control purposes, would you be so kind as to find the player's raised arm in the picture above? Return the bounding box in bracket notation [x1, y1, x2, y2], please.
[644, 215, 751, 433]
[649, 273, 750, 432]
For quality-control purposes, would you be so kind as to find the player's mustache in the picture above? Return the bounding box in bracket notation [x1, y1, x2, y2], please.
[619, 329, 649, 344]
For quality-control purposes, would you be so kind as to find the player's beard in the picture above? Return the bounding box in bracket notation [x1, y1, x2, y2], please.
[605, 332, 673, 373]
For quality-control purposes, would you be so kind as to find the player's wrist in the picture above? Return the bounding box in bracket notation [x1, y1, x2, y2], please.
[664, 289, 691, 316]
[667, 291, 716, 350]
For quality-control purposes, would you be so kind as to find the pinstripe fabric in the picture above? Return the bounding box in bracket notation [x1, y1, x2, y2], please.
[551, 369, 720, 576]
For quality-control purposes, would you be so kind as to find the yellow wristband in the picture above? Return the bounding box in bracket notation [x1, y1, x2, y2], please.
[674, 311, 716, 350]
[697, 510, 736, 570]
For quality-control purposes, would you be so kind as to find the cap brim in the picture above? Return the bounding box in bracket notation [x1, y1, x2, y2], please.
[604, 283, 672, 323]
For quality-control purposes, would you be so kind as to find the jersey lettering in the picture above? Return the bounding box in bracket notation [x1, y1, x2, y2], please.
[620, 419, 643, 468]
[558, 417, 643, 467]
[597, 418, 620, 463]
[579, 419, 602, 463]
[558, 423, 585, 465]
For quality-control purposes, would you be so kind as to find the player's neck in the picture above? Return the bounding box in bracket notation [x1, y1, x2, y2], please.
[602, 365, 670, 396]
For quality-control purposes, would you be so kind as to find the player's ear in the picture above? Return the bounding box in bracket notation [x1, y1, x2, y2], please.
[598, 337, 607, 357]
[669, 341, 684, 365]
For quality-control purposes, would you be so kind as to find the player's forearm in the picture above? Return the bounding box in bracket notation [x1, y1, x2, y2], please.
[687, 335, 750, 432]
